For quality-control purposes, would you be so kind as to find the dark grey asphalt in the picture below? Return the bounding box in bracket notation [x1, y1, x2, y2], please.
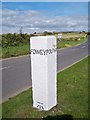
[2, 40, 89, 102]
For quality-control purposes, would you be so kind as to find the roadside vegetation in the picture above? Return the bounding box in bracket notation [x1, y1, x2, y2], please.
[0, 32, 87, 58]
[57, 32, 87, 48]
[2, 57, 88, 119]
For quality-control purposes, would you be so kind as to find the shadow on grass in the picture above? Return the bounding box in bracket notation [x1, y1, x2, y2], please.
[43, 114, 73, 120]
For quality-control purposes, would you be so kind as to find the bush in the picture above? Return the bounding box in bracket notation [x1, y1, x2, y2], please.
[1, 33, 30, 48]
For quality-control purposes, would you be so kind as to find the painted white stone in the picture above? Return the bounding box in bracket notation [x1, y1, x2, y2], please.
[30, 36, 57, 111]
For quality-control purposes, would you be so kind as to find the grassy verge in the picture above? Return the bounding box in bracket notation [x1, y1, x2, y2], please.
[2, 57, 88, 119]
[2, 43, 30, 58]
[57, 37, 87, 48]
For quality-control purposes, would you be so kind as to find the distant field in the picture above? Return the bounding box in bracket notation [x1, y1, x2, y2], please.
[61, 32, 86, 39]
[57, 36, 86, 48]
[56, 32, 87, 48]
[2, 57, 88, 118]
[1, 32, 87, 58]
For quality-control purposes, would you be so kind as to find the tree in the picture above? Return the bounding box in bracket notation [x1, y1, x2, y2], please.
[19, 26, 23, 34]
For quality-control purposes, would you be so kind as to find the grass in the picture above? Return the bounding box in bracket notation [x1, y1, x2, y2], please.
[57, 37, 87, 48]
[2, 43, 30, 58]
[61, 32, 86, 39]
[2, 57, 88, 119]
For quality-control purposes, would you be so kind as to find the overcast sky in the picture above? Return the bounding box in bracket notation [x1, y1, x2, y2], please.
[1, 2, 88, 34]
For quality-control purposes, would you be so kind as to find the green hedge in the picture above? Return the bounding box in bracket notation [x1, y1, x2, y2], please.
[1, 33, 31, 48]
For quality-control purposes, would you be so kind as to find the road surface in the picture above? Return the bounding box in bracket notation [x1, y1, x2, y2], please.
[2, 40, 89, 102]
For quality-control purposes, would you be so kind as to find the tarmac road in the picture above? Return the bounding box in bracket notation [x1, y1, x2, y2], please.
[2, 40, 89, 102]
